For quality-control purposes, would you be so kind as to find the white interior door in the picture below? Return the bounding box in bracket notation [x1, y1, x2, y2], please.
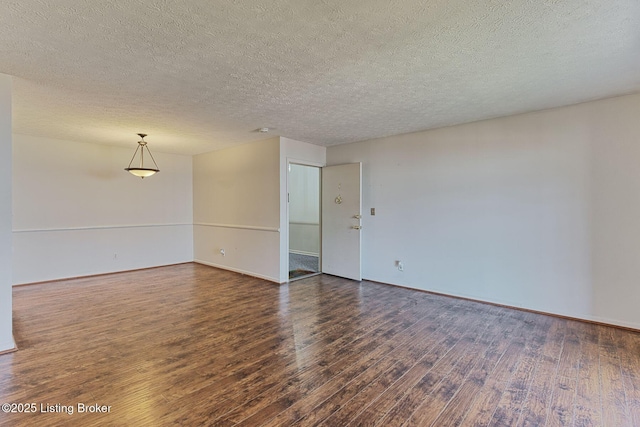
[321, 163, 362, 281]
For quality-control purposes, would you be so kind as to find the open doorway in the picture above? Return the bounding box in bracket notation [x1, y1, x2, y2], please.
[288, 163, 321, 280]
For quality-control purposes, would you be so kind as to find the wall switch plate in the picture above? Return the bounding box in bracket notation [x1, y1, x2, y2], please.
[371, 208, 375, 215]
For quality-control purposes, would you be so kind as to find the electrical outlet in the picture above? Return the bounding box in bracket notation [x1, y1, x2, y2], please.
[220, 249, 225, 256]
[396, 260, 403, 271]
[371, 208, 376, 216]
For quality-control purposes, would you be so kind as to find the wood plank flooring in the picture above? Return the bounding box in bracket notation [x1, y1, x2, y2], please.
[1, 263, 639, 426]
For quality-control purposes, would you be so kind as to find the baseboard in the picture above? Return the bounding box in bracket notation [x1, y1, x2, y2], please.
[579, 314, 640, 332]
[12, 262, 193, 287]
[364, 278, 640, 333]
[0, 336, 17, 355]
[193, 260, 281, 284]
[289, 250, 320, 257]
[13, 260, 282, 287]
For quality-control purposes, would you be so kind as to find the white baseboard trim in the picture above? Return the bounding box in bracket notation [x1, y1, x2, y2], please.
[194, 259, 281, 284]
[289, 250, 320, 257]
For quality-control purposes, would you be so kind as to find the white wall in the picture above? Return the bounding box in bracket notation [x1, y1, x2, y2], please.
[12, 134, 193, 284]
[193, 136, 325, 283]
[0, 75, 14, 351]
[589, 94, 640, 329]
[289, 164, 320, 255]
[280, 137, 326, 282]
[193, 138, 281, 282]
[327, 92, 640, 329]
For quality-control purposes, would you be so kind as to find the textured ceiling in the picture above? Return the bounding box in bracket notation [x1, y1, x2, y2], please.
[1, 0, 639, 155]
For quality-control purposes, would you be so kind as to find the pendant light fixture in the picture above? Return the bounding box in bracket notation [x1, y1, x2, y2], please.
[125, 133, 159, 178]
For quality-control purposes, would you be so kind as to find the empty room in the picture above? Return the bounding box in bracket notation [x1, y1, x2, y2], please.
[1, 1, 639, 426]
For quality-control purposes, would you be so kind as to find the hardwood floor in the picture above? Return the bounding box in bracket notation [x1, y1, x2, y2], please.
[1, 263, 639, 426]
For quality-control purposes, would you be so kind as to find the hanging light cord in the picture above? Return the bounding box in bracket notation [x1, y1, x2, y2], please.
[126, 135, 159, 170]
[145, 143, 159, 170]
[127, 144, 142, 169]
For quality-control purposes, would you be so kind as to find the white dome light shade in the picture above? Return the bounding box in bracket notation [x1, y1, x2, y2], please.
[126, 168, 158, 178]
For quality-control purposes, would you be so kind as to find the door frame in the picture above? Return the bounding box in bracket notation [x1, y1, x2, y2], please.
[286, 157, 324, 282]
